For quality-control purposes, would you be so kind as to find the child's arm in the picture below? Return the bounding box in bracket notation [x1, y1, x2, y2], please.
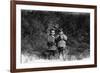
[63, 35, 68, 41]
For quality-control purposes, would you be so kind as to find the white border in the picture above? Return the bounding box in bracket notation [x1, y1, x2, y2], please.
[16, 4, 94, 69]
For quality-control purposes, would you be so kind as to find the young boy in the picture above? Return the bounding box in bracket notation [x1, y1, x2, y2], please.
[47, 29, 57, 59]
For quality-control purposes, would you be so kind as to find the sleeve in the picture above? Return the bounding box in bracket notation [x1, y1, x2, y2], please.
[63, 34, 68, 41]
[56, 35, 59, 39]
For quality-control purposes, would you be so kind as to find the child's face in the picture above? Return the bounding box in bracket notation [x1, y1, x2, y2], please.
[51, 30, 55, 35]
[59, 31, 63, 35]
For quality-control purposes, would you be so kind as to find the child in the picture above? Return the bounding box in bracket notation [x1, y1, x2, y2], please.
[56, 29, 68, 60]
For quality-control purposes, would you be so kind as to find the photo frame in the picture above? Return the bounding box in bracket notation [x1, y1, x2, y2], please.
[10, 0, 97, 72]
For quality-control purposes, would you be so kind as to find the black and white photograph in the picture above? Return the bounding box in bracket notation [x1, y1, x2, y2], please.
[21, 10, 90, 63]
[11, 1, 97, 72]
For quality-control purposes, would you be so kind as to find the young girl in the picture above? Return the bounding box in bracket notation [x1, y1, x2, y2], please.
[56, 29, 68, 60]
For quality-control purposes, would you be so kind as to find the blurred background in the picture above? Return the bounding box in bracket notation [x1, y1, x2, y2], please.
[21, 10, 90, 62]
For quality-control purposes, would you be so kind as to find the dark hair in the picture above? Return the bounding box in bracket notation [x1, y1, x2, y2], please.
[50, 29, 55, 33]
[58, 28, 63, 32]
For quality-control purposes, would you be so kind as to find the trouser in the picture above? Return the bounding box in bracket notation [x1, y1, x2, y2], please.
[58, 46, 69, 60]
[47, 50, 58, 59]
[58, 47, 64, 55]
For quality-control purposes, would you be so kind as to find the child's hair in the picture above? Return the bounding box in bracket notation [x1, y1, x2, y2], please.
[58, 28, 63, 32]
[50, 29, 55, 33]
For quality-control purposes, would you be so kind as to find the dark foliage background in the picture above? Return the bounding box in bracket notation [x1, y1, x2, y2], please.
[21, 10, 90, 60]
